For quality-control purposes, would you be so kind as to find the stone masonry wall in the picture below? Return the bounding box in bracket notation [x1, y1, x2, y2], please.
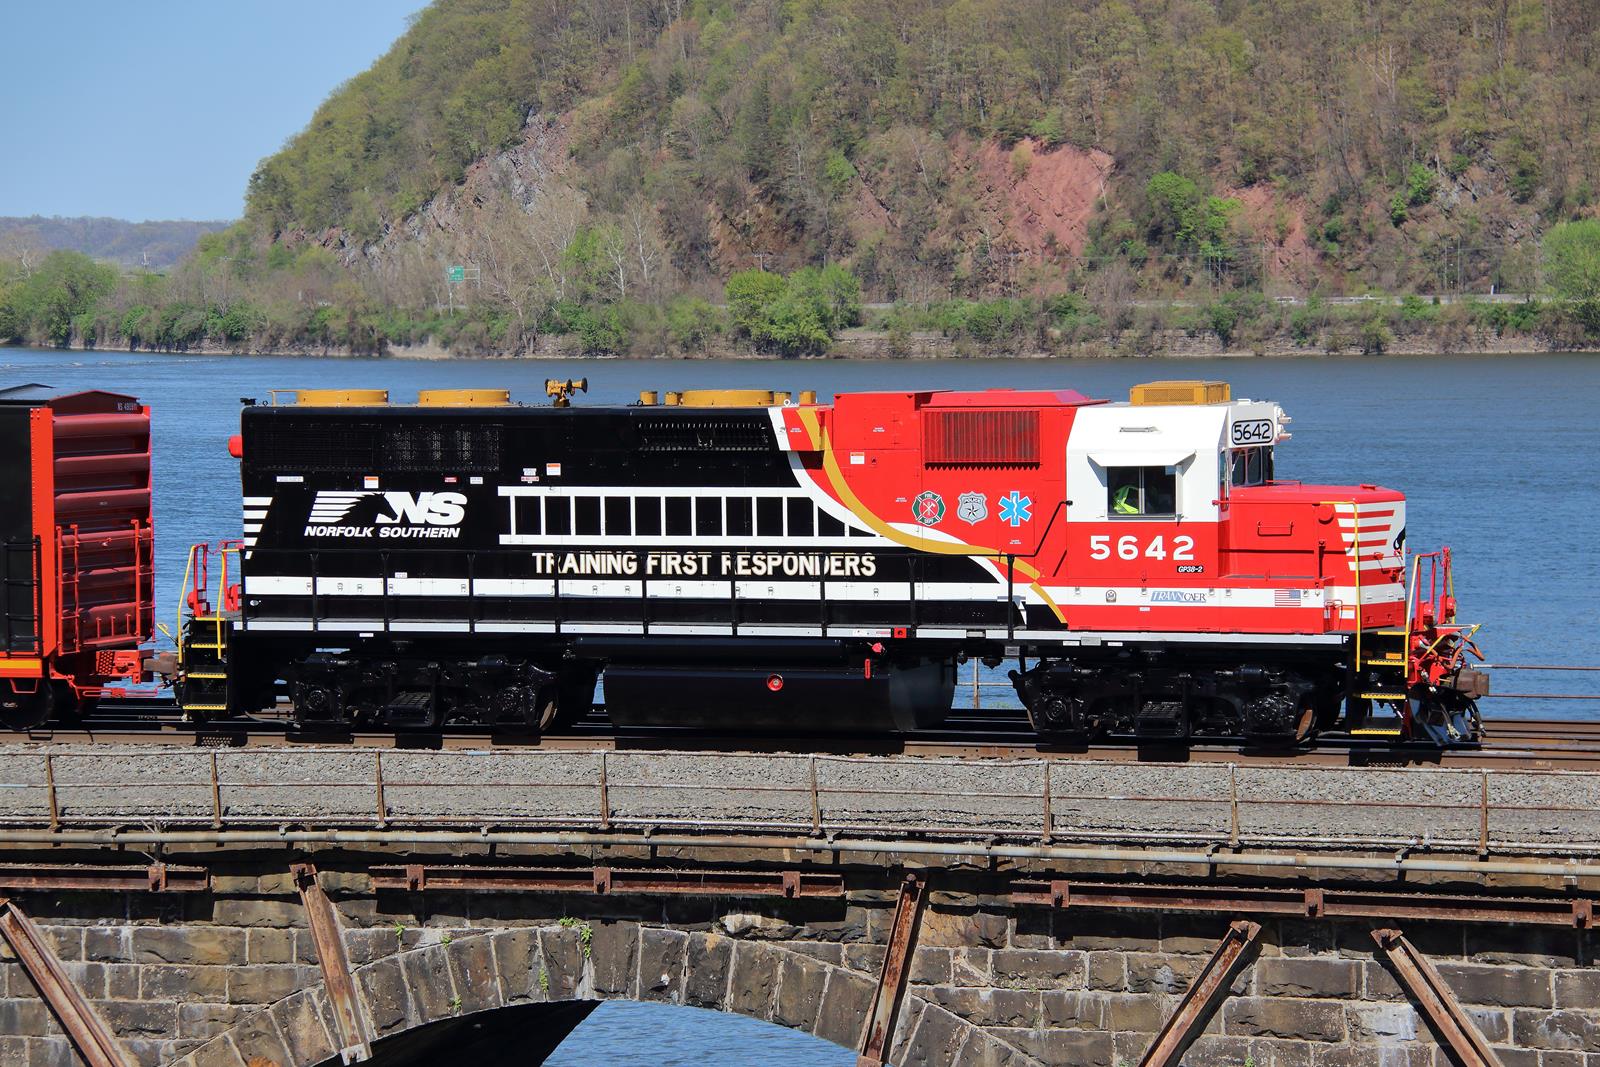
[2, 865, 1600, 1067]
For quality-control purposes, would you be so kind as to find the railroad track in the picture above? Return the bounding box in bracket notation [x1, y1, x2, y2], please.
[8, 698, 1600, 770]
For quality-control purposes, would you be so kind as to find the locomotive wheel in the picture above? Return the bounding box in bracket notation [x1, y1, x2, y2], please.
[1026, 694, 1081, 738]
[0, 684, 54, 731]
[1241, 689, 1297, 741]
[492, 684, 557, 731]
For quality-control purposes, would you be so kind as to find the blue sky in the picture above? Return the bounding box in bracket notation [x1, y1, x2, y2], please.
[0, 1, 423, 221]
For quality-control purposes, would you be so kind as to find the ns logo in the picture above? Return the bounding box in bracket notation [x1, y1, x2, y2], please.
[307, 490, 468, 528]
[377, 491, 466, 526]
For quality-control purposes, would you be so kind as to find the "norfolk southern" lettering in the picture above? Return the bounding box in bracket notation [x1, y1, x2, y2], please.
[304, 491, 467, 539]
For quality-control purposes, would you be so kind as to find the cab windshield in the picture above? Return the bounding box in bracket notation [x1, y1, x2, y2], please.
[1229, 447, 1273, 488]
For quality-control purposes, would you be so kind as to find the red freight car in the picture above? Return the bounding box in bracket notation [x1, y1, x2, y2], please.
[0, 386, 154, 727]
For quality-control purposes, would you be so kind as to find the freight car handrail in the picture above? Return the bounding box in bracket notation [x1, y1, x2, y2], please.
[1351, 500, 1364, 671]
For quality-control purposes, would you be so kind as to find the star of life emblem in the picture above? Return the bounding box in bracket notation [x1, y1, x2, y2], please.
[999, 491, 1032, 526]
[912, 490, 946, 526]
[956, 492, 987, 525]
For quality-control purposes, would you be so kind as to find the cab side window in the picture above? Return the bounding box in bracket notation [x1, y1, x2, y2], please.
[1229, 447, 1274, 488]
[1107, 466, 1177, 517]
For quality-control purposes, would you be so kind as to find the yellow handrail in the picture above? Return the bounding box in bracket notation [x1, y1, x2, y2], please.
[176, 545, 197, 670]
[1445, 551, 1456, 624]
[1348, 500, 1362, 671]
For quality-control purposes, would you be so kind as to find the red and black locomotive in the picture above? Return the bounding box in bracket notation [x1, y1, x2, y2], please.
[158, 379, 1485, 745]
[0, 378, 1486, 744]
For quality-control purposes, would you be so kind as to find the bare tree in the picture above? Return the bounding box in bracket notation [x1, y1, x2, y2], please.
[622, 197, 667, 299]
[0, 232, 43, 277]
[523, 184, 589, 301]
[1087, 260, 1138, 334]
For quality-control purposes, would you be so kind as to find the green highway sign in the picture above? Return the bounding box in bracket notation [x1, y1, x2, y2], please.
[447, 265, 466, 283]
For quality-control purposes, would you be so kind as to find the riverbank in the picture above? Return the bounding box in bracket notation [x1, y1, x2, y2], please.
[19, 327, 1594, 361]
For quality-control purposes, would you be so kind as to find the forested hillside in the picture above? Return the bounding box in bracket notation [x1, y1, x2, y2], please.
[6, 0, 1600, 355]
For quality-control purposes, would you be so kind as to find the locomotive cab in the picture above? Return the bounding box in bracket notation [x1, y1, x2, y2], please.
[1063, 384, 1289, 606]
[1011, 380, 1479, 744]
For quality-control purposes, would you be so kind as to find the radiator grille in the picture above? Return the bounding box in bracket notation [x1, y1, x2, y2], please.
[923, 410, 1040, 466]
[637, 417, 772, 452]
[252, 420, 503, 473]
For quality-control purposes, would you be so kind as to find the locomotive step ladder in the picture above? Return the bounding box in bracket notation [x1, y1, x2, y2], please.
[1350, 627, 1410, 738]
[175, 542, 241, 718]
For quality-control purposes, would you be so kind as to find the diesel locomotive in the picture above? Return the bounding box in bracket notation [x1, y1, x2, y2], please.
[149, 379, 1486, 745]
[168, 382, 1478, 742]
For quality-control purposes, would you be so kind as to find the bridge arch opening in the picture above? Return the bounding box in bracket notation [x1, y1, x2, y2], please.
[178, 920, 992, 1067]
[317, 1000, 857, 1066]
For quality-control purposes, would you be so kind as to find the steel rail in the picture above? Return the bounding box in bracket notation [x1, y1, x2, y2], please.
[12, 722, 1600, 770]
[4, 826, 1600, 882]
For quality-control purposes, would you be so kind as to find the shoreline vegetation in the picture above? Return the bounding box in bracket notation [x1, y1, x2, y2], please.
[3, 247, 1598, 362]
[6, 323, 1593, 362]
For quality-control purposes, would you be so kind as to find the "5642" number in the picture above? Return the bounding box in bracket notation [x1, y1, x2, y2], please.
[1088, 534, 1195, 562]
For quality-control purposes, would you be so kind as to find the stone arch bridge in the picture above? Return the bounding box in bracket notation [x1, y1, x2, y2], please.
[4, 743, 1600, 1065]
[1, 848, 1598, 1067]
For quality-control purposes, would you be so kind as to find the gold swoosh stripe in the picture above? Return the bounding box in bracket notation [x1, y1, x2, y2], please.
[796, 407, 1067, 623]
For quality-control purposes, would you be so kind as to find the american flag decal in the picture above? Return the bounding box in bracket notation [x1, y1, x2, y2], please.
[1274, 588, 1303, 607]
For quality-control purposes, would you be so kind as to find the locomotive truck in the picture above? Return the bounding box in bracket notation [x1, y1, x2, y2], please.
[160, 380, 1485, 745]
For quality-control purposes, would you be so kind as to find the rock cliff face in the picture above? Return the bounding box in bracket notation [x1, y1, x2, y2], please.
[308, 113, 576, 272]
[301, 116, 1135, 300]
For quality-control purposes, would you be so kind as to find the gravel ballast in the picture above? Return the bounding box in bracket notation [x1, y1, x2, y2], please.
[0, 743, 1593, 853]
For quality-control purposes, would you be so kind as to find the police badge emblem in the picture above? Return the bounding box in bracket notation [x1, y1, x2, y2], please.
[956, 492, 987, 524]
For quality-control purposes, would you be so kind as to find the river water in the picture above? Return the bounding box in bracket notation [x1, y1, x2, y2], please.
[2, 345, 1595, 1061]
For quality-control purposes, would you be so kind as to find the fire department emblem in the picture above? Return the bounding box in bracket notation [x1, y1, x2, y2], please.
[912, 491, 946, 526]
[956, 492, 987, 524]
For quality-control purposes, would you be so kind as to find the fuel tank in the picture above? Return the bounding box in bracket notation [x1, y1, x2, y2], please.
[580, 637, 955, 734]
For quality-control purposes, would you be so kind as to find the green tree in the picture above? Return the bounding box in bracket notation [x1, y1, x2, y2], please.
[665, 296, 723, 351]
[7, 251, 118, 345]
[761, 293, 832, 356]
[1144, 172, 1240, 258]
[787, 264, 863, 333]
[1544, 220, 1600, 302]
[725, 269, 787, 339]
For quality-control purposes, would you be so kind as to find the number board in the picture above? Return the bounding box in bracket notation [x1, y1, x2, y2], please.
[1230, 419, 1274, 446]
